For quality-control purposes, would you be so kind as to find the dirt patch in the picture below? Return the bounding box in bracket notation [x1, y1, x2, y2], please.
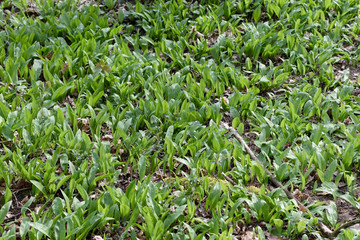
[350, 66, 360, 83]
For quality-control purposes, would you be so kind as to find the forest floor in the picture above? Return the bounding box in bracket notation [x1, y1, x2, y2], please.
[1, 0, 360, 239]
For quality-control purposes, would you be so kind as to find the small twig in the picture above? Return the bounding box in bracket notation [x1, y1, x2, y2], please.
[221, 122, 297, 202]
[284, 85, 292, 92]
[221, 172, 236, 185]
[331, 219, 360, 238]
[220, 122, 360, 239]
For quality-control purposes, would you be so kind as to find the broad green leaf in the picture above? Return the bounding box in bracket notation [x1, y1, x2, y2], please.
[166, 125, 174, 140]
[32, 59, 43, 80]
[232, 117, 240, 129]
[54, 219, 65, 240]
[28, 222, 51, 238]
[138, 155, 146, 180]
[253, 5, 261, 23]
[297, 220, 306, 233]
[212, 135, 221, 153]
[315, 181, 340, 199]
[56, 175, 72, 192]
[324, 160, 337, 182]
[21, 197, 35, 215]
[205, 182, 222, 210]
[163, 205, 186, 230]
[325, 202, 337, 227]
[0, 201, 11, 224]
[52, 85, 67, 101]
[273, 219, 283, 230]
[168, 83, 181, 100]
[342, 144, 354, 170]
[76, 184, 89, 202]
[52, 197, 64, 216]
[30, 180, 47, 196]
[339, 192, 360, 210]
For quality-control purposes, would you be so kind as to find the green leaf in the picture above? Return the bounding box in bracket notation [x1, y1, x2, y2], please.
[0, 201, 11, 224]
[237, 122, 244, 135]
[224, 1, 231, 19]
[212, 135, 221, 153]
[52, 85, 68, 101]
[120, 195, 131, 218]
[32, 59, 43, 80]
[273, 219, 283, 231]
[21, 197, 35, 215]
[253, 5, 261, 23]
[274, 72, 289, 85]
[56, 175, 71, 192]
[324, 160, 337, 182]
[89, 90, 104, 107]
[323, 0, 332, 10]
[166, 125, 174, 140]
[315, 181, 340, 200]
[342, 144, 354, 170]
[163, 205, 186, 230]
[43, 63, 53, 82]
[232, 117, 240, 129]
[52, 197, 64, 216]
[138, 155, 146, 180]
[325, 202, 337, 227]
[339, 192, 360, 209]
[252, 162, 266, 184]
[0, 101, 10, 119]
[205, 182, 222, 210]
[54, 219, 65, 240]
[245, 57, 252, 71]
[168, 83, 181, 100]
[76, 184, 89, 202]
[297, 220, 306, 233]
[30, 180, 47, 196]
[118, 8, 124, 23]
[256, 226, 265, 240]
[28, 222, 51, 238]
[3, 186, 12, 204]
[229, 107, 240, 119]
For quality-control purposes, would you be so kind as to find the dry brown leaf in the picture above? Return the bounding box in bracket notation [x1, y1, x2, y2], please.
[241, 230, 258, 240]
[20, 196, 30, 205]
[60, 62, 69, 74]
[44, 52, 53, 59]
[15, 178, 32, 189]
[102, 134, 113, 141]
[299, 205, 307, 212]
[77, 118, 90, 131]
[267, 233, 282, 240]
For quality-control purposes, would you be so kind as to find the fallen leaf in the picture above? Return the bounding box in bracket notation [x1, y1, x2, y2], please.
[20, 196, 30, 205]
[15, 178, 32, 189]
[299, 205, 307, 212]
[102, 134, 113, 141]
[77, 118, 90, 131]
[44, 52, 53, 59]
[267, 233, 282, 240]
[60, 62, 69, 74]
[241, 230, 258, 240]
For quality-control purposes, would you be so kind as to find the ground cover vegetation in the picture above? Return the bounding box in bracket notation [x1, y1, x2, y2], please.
[0, 0, 360, 239]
